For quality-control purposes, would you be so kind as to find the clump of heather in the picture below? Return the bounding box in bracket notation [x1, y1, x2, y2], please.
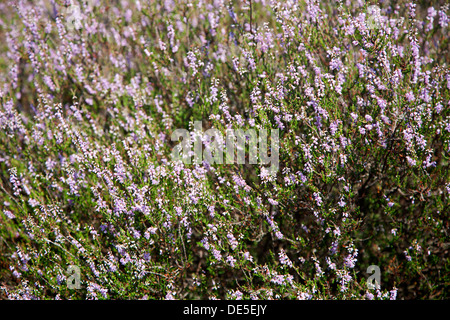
[0, 0, 449, 300]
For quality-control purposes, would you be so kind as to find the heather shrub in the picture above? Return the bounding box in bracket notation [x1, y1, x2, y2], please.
[0, 0, 449, 300]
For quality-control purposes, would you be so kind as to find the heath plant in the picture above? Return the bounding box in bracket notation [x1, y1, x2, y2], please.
[0, 0, 449, 300]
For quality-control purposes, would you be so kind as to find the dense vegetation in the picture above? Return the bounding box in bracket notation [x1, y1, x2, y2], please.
[0, 0, 449, 300]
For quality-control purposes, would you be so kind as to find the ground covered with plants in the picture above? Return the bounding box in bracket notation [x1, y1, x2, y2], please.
[0, 0, 449, 300]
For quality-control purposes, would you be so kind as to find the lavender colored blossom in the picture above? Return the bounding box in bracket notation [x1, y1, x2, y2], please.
[0, 0, 444, 302]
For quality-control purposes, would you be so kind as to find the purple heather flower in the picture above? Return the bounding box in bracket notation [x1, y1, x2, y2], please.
[359, 126, 366, 135]
[271, 274, 285, 286]
[330, 121, 339, 135]
[404, 250, 412, 261]
[226, 255, 236, 267]
[366, 292, 374, 300]
[3, 210, 15, 219]
[405, 91, 415, 102]
[313, 192, 322, 207]
[243, 251, 253, 262]
[212, 247, 222, 261]
[278, 249, 293, 268]
[390, 288, 398, 300]
[227, 233, 239, 250]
